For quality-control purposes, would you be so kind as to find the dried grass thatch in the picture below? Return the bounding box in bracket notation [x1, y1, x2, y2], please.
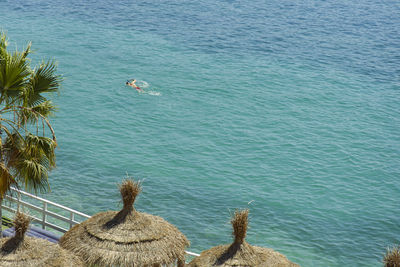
[384, 245, 400, 267]
[0, 212, 84, 267]
[189, 209, 300, 267]
[60, 179, 189, 267]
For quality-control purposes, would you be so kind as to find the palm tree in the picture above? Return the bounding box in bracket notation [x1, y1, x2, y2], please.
[0, 32, 61, 235]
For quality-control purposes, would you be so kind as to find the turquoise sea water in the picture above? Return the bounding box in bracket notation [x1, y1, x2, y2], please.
[1, 0, 400, 265]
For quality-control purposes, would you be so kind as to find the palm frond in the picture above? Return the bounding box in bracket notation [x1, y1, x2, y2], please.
[21, 41, 32, 60]
[24, 91, 46, 107]
[0, 162, 16, 198]
[0, 122, 18, 139]
[26, 60, 61, 104]
[39, 156, 50, 170]
[24, 134, 56, 168]
[0, 32, 8, 59]
[0, 49, 31, 101]
[17, 105, 39, 125]
[9, 105, 57, 145]
[10, 102, 55, 129]
[31, 100, 56, 118]
[15, 158, 49, 193]
[3, 133, 55, 192]
[3, 132, 24, 169]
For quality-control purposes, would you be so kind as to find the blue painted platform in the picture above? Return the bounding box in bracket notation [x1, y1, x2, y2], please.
[2, 225, 61, 243]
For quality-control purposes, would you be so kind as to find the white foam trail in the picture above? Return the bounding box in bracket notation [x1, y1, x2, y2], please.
[137, 80, 149, 88]
[147, 91, 161, 96]
[131, 80, 161, 96]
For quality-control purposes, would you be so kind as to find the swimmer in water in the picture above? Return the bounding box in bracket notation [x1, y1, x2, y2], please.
[126, 79, 142, 92]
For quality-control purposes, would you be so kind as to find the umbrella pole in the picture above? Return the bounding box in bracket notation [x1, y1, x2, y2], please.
[177, 258, 185, 267]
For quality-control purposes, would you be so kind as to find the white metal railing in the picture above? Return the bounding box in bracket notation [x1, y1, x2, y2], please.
[1, 187, 200, 258]
[2, 187, 91, 233]
[185, 251, 200, 257]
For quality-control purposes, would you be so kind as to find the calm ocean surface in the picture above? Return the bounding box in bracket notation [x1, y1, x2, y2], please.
[1, 0, 399, 265]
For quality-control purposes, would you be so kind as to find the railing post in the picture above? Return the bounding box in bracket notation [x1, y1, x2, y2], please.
[42, 202, 47, 230]
[17, 190, 21, 212]
[70, 212, 74, 229]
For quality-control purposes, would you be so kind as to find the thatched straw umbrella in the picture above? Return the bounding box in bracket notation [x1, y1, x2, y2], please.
[0, 212, 84, 267]
[189, 209, 299, 267]
[384, 245, 400, 267]
[60, 179, 189, 267]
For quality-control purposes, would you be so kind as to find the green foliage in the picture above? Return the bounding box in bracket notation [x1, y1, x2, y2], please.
[0, 32, 61, 197]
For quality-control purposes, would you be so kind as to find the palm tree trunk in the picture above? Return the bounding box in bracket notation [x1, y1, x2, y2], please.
[0, 197, 3, 237]
[0, 132, 3, 238]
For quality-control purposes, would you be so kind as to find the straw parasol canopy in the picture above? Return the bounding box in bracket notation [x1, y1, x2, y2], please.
[0, 211, 84, 267]
[60, 179, 189, 267]
[189, 209, 300, 267]
[384, 245, 400, 267]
